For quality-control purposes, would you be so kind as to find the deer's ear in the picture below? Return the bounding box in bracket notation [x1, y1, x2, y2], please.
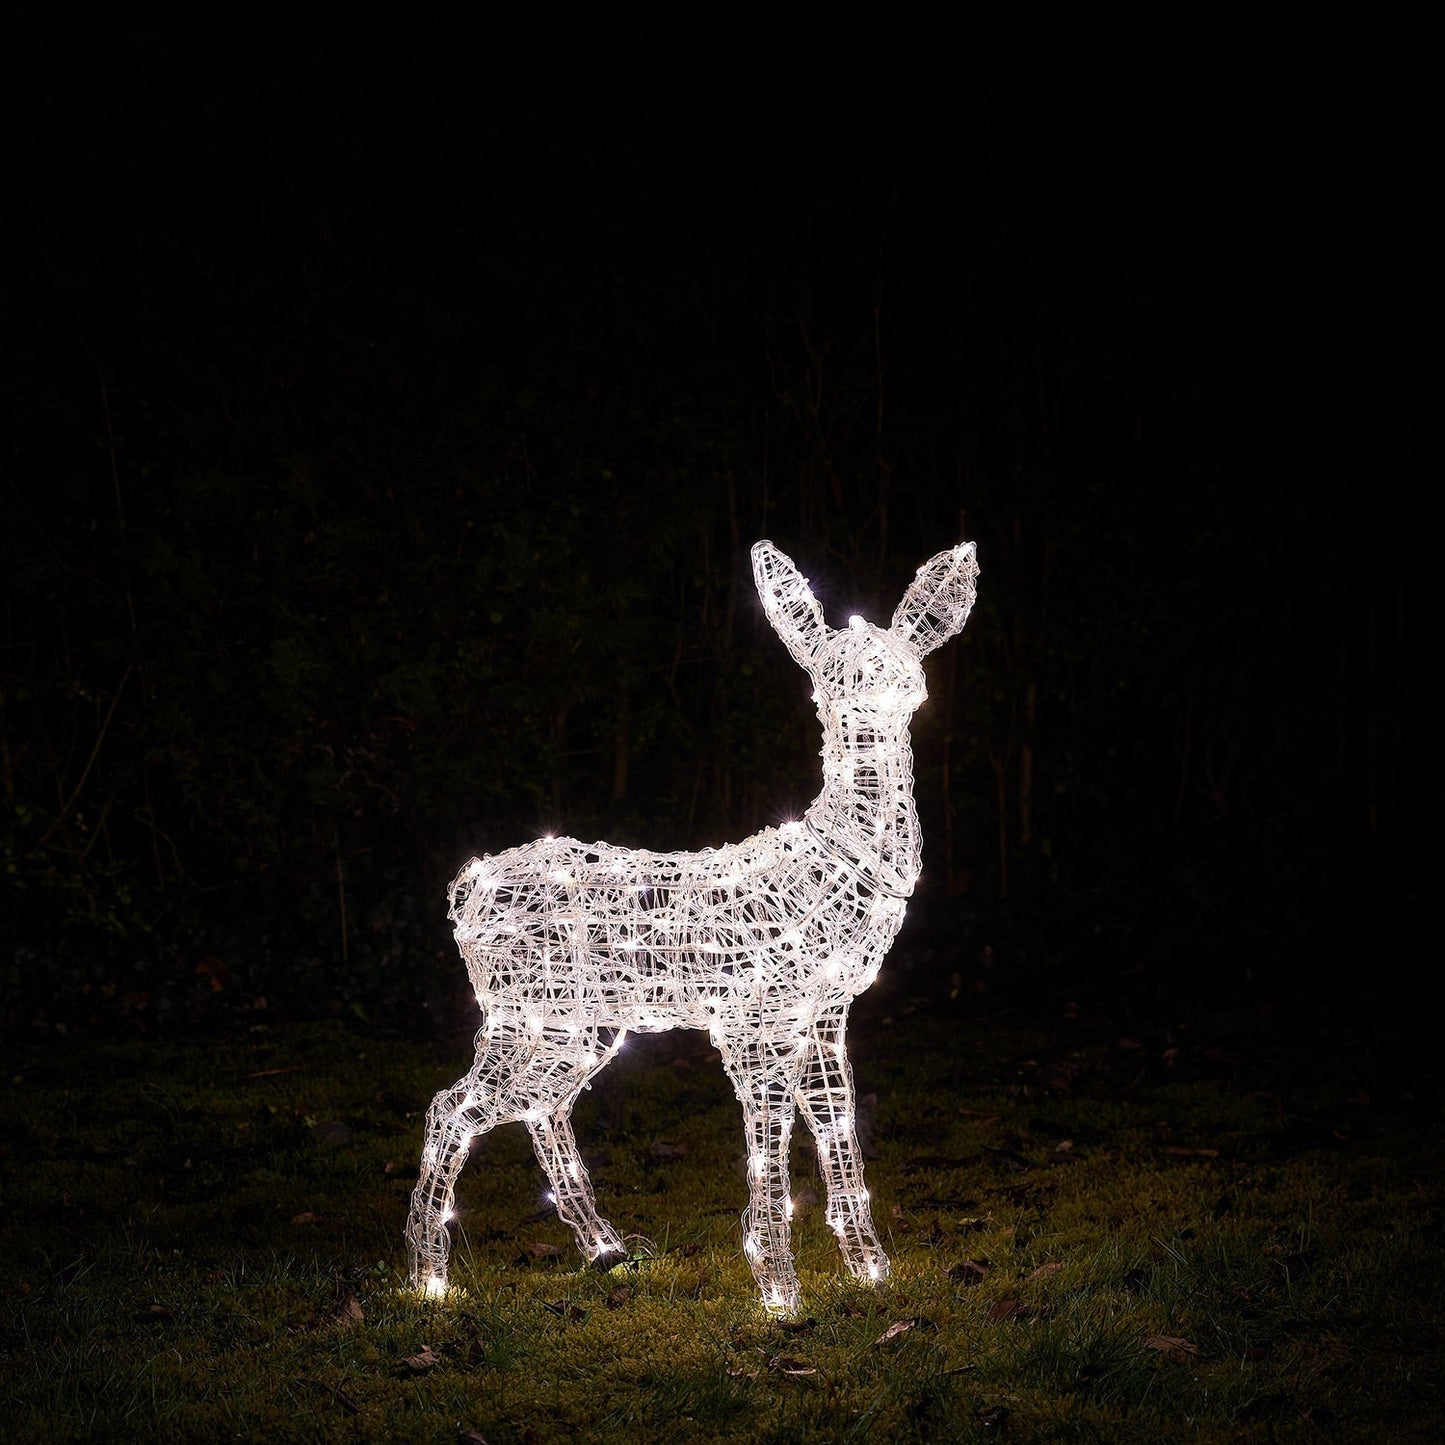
[752, 540, 828, 669]
[891, 542, 979, 656]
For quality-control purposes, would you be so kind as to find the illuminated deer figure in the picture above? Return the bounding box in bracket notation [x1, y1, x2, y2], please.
[408, 539, 978, 1312]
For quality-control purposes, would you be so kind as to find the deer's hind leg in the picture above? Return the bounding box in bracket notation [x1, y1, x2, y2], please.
[795, 1002, 891, 1284]
[718, 1029, 807, 1314]
[525, 1025, 628, 1265]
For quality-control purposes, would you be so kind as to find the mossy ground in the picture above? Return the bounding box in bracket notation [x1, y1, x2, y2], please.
[2, 989, 1440, 1442]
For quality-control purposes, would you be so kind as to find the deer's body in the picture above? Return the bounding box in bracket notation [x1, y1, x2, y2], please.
[408, 540, 978, 1312]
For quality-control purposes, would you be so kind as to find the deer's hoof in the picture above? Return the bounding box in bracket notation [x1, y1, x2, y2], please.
[418, 1271, 450, 1299]
[762, 1285, 803, 1316]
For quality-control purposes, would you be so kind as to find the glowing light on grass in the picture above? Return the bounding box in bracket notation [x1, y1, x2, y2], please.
[407, 539, 979, 1313]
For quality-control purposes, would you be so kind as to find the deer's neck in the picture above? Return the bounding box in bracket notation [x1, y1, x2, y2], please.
[804, 711, 921, 897]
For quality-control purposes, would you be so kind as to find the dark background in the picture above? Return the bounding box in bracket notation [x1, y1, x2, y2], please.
[3, 14, 1427, 1043]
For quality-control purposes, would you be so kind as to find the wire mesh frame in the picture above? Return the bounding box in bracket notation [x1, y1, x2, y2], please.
[408, 539, 979, 1313]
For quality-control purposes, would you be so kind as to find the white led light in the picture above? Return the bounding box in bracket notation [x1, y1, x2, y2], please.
[406, 539, 979, 1313]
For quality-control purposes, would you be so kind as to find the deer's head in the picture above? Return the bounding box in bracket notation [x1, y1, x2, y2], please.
[752, 541, 978, 730]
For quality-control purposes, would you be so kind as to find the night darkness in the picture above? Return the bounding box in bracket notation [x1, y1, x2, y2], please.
[4, 14, 1428, 1051]
[4, 13, 1442, 1439]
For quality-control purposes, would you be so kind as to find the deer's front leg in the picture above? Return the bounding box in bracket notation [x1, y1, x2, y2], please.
[516, 1023, 627, 1265]
[795, 1003, 890, 1284]
[407, 1071, 491, 1295]
[719, 1030, 806, 1314]
[408, 1023, 541, 1295]
[528, 1106, 626, 1265]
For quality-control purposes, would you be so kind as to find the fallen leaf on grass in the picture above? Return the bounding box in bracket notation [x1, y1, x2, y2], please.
[1164, 1146, 1219, 1159]
[606, 1285, 631, 1309]
[403, 1344, 442, 1373]
[649, 1139, 688, 1158]
[291, 1212, 318, 1225]
[769, 1355, 817, 1376]
[921, 1218, 949, 1248]
[1144, 1334, 1199, 1360]
[958, 1108, 1001, 1126]
[515, 1242, 563, 1265]
[132, 1304, 173, 1324]
[949, 1258, 991, 1284]
[1264, 1247, 1316, 1277]
[872, 1317, 936, 1345]
[774, 1317, 817, 1334]
[334, 1294, 364, 1329]
[1027, 1262, 1064, 1282]
[457, 1431, 489, 1445]
[986, 1298, 1030, 1323]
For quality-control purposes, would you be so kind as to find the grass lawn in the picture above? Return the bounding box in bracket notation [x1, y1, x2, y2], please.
[2, 983, 1440, 1442]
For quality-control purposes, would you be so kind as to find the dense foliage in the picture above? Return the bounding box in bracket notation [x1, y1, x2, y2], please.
[3, 19, 1424, 1033]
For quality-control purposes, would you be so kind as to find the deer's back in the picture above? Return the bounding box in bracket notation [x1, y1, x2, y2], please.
[447, 829, 905, 1026]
